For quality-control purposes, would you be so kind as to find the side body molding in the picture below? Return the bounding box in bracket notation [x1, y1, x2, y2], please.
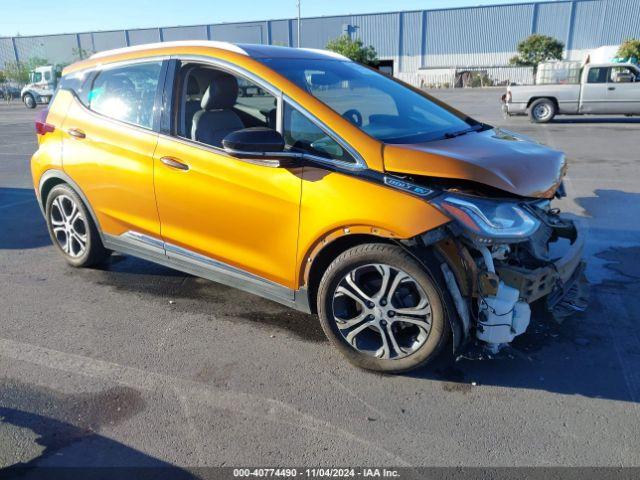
[37, 169, 311, 313]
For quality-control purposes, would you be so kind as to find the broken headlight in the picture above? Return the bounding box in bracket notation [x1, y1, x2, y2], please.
[431, 193, 540, 243]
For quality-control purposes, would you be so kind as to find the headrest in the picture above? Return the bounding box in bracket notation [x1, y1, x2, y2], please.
[201, 74, 238, 110]
[187, 76, 200, 95]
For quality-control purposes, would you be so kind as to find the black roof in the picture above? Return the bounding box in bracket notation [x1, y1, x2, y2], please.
[237, 43, 345, 60]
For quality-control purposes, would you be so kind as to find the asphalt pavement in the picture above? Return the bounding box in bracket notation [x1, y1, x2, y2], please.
[0, 89, 639, 471]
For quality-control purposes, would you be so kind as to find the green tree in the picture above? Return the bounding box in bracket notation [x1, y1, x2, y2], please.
[3, 57, 49, 84]
[0, 70, 6, 84]
[617, 39, 640, 61]
[72, 46, 93, 60]
[326, 35, 379, 66]
[509, 34, 564, 78]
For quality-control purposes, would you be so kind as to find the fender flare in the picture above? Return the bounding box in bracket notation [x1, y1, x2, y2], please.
[38, 169, 105, 242]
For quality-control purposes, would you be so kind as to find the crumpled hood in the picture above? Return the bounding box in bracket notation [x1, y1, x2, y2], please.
[383, 128, 567, 198]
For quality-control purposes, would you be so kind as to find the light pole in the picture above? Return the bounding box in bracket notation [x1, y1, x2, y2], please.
[297, 0, 301, 48]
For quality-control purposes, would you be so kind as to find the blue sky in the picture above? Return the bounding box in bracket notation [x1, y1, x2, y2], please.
[1, 0, 543, 37]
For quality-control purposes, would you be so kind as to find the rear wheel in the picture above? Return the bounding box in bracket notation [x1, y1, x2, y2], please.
[529, 98, 556, 123]
[23, 93, 36, 109]
[45, 184, 110, 267]
[317, 244, 449, 373]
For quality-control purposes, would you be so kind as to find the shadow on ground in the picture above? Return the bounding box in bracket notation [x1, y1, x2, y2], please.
[0, 188, 50, 250]
[552, 116, 640, 124]
[0, 380, 195, 478]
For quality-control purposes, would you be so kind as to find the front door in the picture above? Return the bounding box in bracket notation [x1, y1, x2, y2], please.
[61, 60, 164, 238]
[153, 63, 301, 292]
[607, 66, 640, 114]
[153, 138, 302, 292]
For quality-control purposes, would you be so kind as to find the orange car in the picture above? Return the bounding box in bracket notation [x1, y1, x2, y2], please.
[31, 41, 587, 372]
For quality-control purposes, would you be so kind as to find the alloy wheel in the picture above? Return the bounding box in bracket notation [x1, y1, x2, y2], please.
[50, 194, 88, 258]
[331, 263, 432, 360]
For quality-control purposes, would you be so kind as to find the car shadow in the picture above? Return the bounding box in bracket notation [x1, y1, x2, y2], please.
[552, 116, 640, 124]
[0, 379, 197, 478]
[408, 189, 640, 404]
[0, 187, 51, 250]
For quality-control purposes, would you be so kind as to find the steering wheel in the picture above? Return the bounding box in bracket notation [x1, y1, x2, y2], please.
[342, 109, 363, 127]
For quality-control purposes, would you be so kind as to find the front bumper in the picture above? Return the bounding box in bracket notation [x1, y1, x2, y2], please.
[495, 220, 588, 318]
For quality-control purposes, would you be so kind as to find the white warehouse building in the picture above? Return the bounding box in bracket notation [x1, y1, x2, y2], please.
[1, 0, 639, 87]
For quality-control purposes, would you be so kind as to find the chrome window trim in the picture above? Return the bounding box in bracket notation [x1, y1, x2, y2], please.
[157, 131, 239, 160]
[170, 54, 281, 99]
[282, 94, 367, 171]
[91, 55, 170, 72]
[164, 54, 367, 171]
[163, 55, 284, 163]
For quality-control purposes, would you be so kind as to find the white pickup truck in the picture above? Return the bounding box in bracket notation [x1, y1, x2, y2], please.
[502, 62, 640, 123]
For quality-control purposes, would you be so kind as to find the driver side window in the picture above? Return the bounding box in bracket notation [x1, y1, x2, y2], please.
[283, 102, 355, 164]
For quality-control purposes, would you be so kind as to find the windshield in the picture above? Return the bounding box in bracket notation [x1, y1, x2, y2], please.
[259, 58, 476, 143]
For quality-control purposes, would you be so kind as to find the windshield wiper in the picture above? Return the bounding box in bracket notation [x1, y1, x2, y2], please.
[444, 124, 484, 139]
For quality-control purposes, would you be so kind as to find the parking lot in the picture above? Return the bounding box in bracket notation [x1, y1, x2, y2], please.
[1, 89, 639, 470]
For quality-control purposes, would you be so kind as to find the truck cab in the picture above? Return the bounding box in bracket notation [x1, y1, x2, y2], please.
[503, 62, 640, 123]
[21, 65, 58, 108]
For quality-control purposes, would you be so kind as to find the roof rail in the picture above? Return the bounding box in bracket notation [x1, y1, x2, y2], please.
[90, 40, 248, 60]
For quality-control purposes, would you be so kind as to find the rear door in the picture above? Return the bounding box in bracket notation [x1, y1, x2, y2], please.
[580, 67, 610, 113]
[61, 60, 165, 239]
[606, 66, 640, 114]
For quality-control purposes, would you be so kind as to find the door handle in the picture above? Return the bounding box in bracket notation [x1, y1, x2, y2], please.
[67, 128, 86, 139]
[608, 86, 616, 91]
[160, 156, 189, 171]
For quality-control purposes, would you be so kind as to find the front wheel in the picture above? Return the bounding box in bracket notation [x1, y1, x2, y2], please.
[529, 98, 556, 123]
[317, 244, 449, 373]
[23, 93, 36, 109]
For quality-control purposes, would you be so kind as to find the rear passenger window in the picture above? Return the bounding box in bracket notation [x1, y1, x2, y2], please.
[587, 68, 608, 84]
[88, 62, 162, 129]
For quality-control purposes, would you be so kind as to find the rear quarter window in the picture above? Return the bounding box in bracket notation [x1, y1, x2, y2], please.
[59, 70, 94, 105]
[87, 62, 162, 129]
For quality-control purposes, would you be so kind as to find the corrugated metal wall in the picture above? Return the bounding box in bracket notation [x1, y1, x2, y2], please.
[423, 3, 535, 68]
[1, 0, 639, 87]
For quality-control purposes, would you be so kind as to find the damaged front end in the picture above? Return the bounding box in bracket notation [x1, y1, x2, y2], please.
[414, 189, 588, 356]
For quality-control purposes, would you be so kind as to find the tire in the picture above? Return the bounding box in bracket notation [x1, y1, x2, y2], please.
[23, 93, 36, 109]
[529, 98, 556, 123]
[317, 243, 450, 373]
[45, 184, 110, 267]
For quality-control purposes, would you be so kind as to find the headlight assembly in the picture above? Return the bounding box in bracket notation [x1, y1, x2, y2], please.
[431, 193, 540, 243]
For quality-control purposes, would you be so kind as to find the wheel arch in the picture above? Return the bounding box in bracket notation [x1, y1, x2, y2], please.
[304, 229, 466, 354]
[38, 170, 105, 242]
[527, 96, 558, 110]
[304, 232, 395, 314]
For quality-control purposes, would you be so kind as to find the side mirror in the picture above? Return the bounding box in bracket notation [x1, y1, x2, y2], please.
[222, 127, 300, 167]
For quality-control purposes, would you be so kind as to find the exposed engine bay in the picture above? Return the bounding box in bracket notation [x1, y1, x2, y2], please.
[405, 180, 589, 356]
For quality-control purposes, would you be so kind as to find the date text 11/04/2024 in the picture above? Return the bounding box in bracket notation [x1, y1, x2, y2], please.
[232, 468, 400, 477]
